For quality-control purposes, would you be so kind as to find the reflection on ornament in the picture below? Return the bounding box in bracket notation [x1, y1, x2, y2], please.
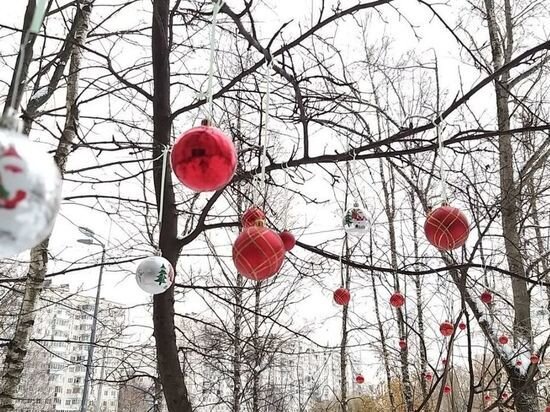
[343, 202, 368, 234]
[333, 288, 350, 305]
[171, 121, 237, 192]
[424, 204, 469, 250]
[135, 256, 175, 294]
[241, 206, 265, 228]
[440, 321, 454, 337]
[0, 129, 61, 257]
[232, 221, 285, 281]
[355, 374, 364, 384]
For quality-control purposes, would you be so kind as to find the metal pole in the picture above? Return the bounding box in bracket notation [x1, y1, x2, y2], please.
[80, 244, 105, 412]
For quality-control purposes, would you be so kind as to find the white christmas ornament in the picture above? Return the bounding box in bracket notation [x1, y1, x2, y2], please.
[0, 128, 61, 257]
[343, 202, 368, 234]
[135, 256, 175, 294]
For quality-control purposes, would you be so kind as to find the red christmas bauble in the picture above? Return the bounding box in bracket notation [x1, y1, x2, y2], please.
[241, 206, 265, 227]
[458, 322, 466, 331]
[424, 205, 469, 250]
[484, 394, 492, 402]
[501, 392, 508, 400]
[443, 385, 452, 394]
[545, 406, 550, 412]
[515, 360, 522, 367]
[440, 321, 454, 337]
[390, 291, 405, 308]
[355, 374, 364, 384]
[399, 339, 407, 350]
[498, 335, 509, 345]
[480, 290, 493, 304]
[424, 372, 433, 382]
[232, 224, 285, 281]
[279, 230, 296, 251]
[441, 358, 447, 366]
[333, 288, 351, 306]
[171, 123, 237, 192]
[530, 353, 540, 364]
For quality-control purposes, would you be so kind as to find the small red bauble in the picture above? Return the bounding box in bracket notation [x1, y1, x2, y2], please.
[390, 291, 405, 308]
[484, 394, 492, 402]
[232, 223, 285, 281]
[530, 353, 540, 364]
[498, 335, 509, 345]
[399, 339, 407, 350]
[171, 122, 237, 192]
[424, 205, 469, 250]
[440, 321, 454, 337]
[515, 360, 522, 367]
[443, 385, 452, 394]
[279, 230, 296, 251]
[424, 372, 433, 382]
[333, 288, 351, 305]
[480, 290, 493, 304]
[501, 392, 508, 400]
[355, 374, 364, 384]
[458, 322, 466, 331]
[441, 358, 447, 366]
[241, 206, 265, 227]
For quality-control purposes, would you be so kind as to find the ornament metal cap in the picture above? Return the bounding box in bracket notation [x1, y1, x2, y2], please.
[254, 219, 265, 227]
[201, 118, 213, 127]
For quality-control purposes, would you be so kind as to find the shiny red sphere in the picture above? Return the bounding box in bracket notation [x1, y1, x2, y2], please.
[390, 291, 405, 308]
[399, 339, 407, 350]
[355, 374, 364, 384]
[424, 372, 433, 381]
[480, 290, 493, 304]
[443, 385, 452, 394]
[424, 205, 469, 250]
[498, 335, 509, 345]
[458, 322, 466, 331]
[333, 288, 351, 305]
[232, 225, 285, 281]
[484, 394, 492, 402]
[530, 353, 540, 364]
[279, 230, 296, 251]
[171, 124, 237, 192]
[440, 321, 454, 337]
[241, 206, 265, 227]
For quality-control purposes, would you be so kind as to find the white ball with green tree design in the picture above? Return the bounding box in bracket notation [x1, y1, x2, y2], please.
[136, 256, 175, 294]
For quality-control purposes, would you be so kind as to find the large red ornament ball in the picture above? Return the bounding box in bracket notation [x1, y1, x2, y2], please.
[333, 288, 351, 306]
[232, 223, 285, 281]
[443, 385, 452, 394]
[355, 374, 365, 384]
[390, 291, 405, 308]
[399, 339, 407, 350]
[530, 353, 540, 365]
[480, 290, 493, 305]
[458, 322, 466, 331]
[171, 122, 237, 192]
[241, 206, 265, 227]
[279, 230, 296, 251]
[498, 335, 509, 345]
[440, 321, 454, 337]
[424, 205, 469, 250]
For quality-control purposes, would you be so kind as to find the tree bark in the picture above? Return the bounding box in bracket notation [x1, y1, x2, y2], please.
[0, 2, 92, 409]
[151, 0, 192, 411]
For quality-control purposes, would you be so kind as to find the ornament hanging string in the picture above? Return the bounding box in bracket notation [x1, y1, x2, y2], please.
[3, 0, 47, 128]
[206, 0, 225, 123]
[260, 58, 273, 205]
[157, 145, 170, 255]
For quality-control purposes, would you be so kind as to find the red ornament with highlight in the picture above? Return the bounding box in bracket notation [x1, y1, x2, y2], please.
[232, 222, 285, 281]
[443, 385, 452, 394]
[399, 339, 407, 350]
[440, 321, 454, 337]
[279, 230, 296, 251]
[484, 394, 492, 402]
[458, 322, 466, 331]
[424, 205, 469, 250]
[171, 122, 237, 192]
[241, 206, 265, 228]
[390, 291, 405, 308]
[355, 374, 364, 384]
[498, 335, 509, 345]
[333, 288, 351, 306]
[480, 290, 493, 305]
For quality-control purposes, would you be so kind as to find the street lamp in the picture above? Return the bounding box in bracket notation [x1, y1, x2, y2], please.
[77, 226, 106, 412]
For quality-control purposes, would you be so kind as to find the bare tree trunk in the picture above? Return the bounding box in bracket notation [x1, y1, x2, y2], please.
[483, 0, 537, 409]
[151, 0, 192, 411]
[0, 3, 92, 410]
[232, 274, 243, 412]
[252, 283, 261, 412]
[339, 236, 351, 412]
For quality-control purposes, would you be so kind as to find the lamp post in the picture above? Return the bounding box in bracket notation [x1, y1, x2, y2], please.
[77, 226, 106, 412]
